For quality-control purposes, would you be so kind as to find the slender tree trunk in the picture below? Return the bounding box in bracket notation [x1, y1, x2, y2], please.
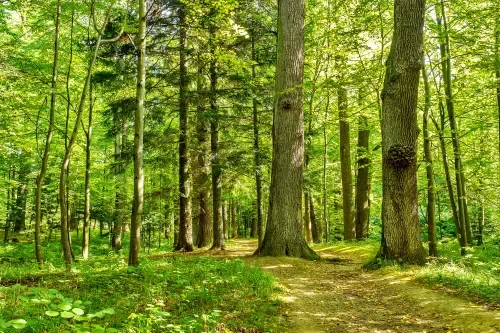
[251, 31, 264, 246]
[338, 86, 355, 240]
[175, 4, 194, 252]
[304, 192, 311, 242]
[82, 79, 94, 260]
[422, 58, 437, 257]
[60, 5, 113, 269]
[209, 7, 224, 251]
[112, 119, 123, 249]
[195, 53, 212, 248]
[477, 204, 484, 246]
[436, 1, 470, 253]
[378, 0, 427, 265]
[231, 200, 237, 238]
[310, 196, 320, 243]
[4, 166, 12, 243]
[255, 0, 318, 260]
[35, 0, 60, 266]
[355, 115, 370, 240]
[128, 0, 145, 266]
[222, 202, 229, 239]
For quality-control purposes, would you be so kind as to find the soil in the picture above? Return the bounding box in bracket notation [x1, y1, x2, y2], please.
[217, 240, 500, 333]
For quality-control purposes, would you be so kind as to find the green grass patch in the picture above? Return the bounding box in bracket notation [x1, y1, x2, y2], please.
[0, 233, 284, 332]
[415, 239, 500, 307]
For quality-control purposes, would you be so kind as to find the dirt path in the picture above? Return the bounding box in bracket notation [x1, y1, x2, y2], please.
[220, 240, 500, 333]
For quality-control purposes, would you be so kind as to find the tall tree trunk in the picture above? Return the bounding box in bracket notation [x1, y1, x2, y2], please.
[59, 5, 113, 269]
[35, 0, 60, 266]
[338, 87, 355, 240]
[355, 115, 370, 240]
[13, 160, 28, 233]
[231, 200, 237, 238]
[4, 166, 12, 243]
[436, 1, 471, 253]
[209, 7, 224, 251]
[422, 58, 437, 257]
[222, 201, 229, 239]
[304, 192, 311, 242]
[379, 0, 426, 265]
[82, 79, 94, 260]
[195, 53, 212, 248]
[310, 196, 320, 243]
[112, 119, 123, 250]
[251, 30, 264, 246]
[128, 0, 145, 266]
[175, 4, 194, 252]
[255, 0, 318, 260]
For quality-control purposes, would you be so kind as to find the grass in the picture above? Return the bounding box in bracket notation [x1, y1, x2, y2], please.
[415, 239, 500, 307]
[0, 231, 285, 333]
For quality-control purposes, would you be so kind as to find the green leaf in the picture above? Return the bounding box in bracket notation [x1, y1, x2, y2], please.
[72, 308, 85, 316]
[101, 308, 115, 315]
[8, 319, 27, 329]
[60, 311, 74, 319]
[58, 304, 72, 311]
[45, 311, 60, 317]
[74, 315, 88, 322]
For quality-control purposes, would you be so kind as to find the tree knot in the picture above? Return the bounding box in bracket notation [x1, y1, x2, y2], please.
[387, 144, 415, 169]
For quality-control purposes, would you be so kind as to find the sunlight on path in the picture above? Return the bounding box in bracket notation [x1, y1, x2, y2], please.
[220, 240, 500, 333]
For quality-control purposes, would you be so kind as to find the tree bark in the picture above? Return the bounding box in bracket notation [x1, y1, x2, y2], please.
[82, 78, 94, 260]
[304, 192, 311, 242]
[310, 196, 320, 243]
[436, 1, 471, 253]
[231, 200, 238, 239]
[378, 0, 427, 265]
[128, 0, 146, 266]
[355, 115, 370, 240]
[422, 57, 437, 257]
[338, 86, 355, 240]
[175, 3, 194, 252]
[59, 4, 114, 269]
[35, 0, 60, 266]
[209, 7, 224, 251]
[255, 0, 318, 260]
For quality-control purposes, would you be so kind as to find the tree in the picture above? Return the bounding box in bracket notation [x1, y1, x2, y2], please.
[175, 2, 194, 252]
[255, 0, 318, 260]
[378, 0, 427, 264]
[129, 0, 146, 267]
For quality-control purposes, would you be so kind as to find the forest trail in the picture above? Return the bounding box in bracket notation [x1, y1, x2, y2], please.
[207, 240, 500, 333]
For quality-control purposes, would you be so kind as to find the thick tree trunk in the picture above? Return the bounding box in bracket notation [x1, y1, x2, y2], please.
[35, 0, 60, 266]
[355, 115, 370, 240]
[128, 0, 146, 266]
[379, 0, 427, 265]
[338, 87, 355, 240]
[255, 0, 318, 260]
[209, 7, 225, 251]
[175, 4, 194, 252]
[422, 58, 437, 257]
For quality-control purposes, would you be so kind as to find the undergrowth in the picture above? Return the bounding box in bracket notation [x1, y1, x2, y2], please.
[0, 232, 284, 332]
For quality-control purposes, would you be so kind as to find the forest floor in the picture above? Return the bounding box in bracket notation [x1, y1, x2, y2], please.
[207, 239, 500, 333]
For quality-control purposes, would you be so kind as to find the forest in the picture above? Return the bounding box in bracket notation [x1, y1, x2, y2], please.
[1, 0, 500, 332]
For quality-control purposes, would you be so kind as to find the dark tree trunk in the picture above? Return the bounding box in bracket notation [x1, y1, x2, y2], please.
[422, 58, 437, 257]
[304, 192, 311, 242]
[355, 115, 370, 240]
[231, 200, 238, 239]
[209, 7, 224, 251]
[128, 0, 146, 266]
[175, 4, 194, 252]
[255, 0, 318, 260]
[338, 86, 355, 240]
[4, 166, 13, 243]
[310, 196, 320, 243]
[379, 0, 427, 265]
[13, 160, 29, 233]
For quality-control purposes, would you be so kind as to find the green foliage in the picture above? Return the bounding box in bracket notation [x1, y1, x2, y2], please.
[0, 234, 284, 332]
